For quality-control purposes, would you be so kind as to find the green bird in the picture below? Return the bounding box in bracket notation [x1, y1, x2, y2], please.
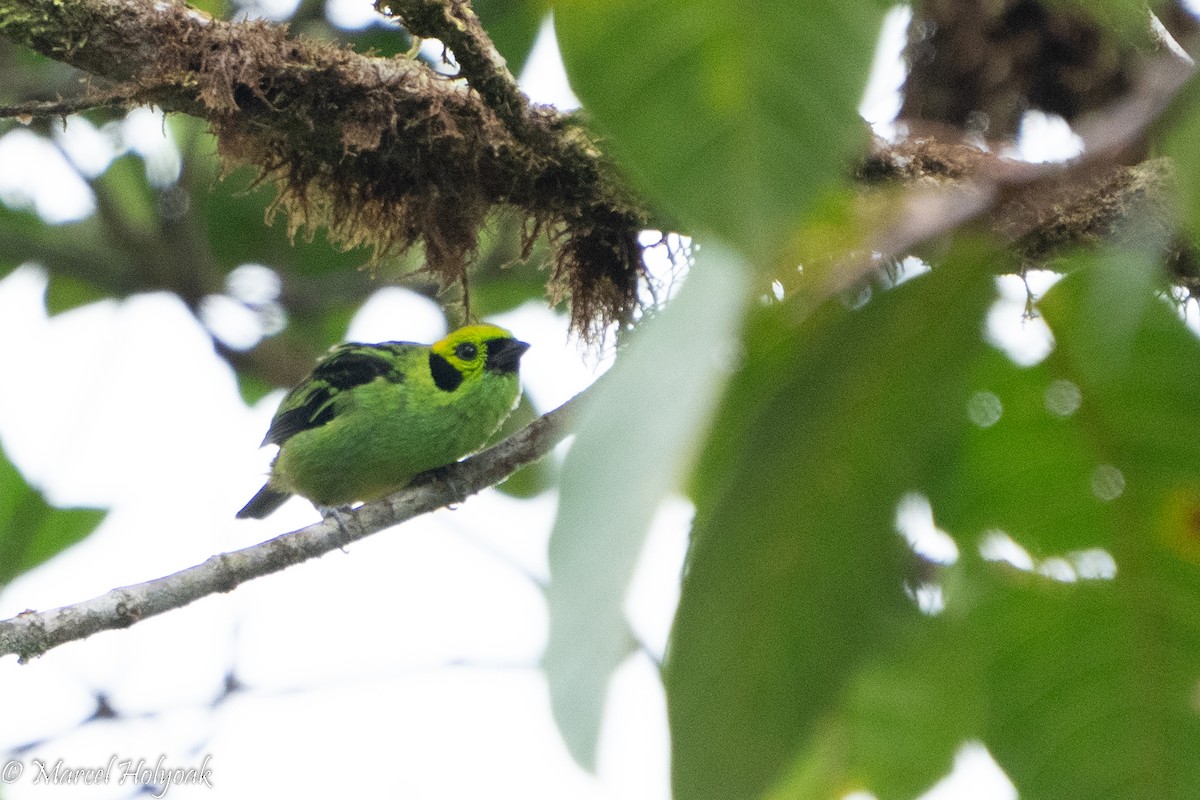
[237, 323, 529, 519]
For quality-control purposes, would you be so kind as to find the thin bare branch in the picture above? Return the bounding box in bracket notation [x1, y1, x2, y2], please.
[0, 393, 581, 663]
[0, 88, 139, 119]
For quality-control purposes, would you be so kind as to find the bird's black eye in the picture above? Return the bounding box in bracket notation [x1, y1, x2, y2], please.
[455, 342, 478, 361]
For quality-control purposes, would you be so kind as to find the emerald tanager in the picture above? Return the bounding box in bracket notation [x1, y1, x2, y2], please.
[238, 323, 529, 519]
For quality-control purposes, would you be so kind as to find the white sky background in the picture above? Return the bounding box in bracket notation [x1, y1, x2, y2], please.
[0, 2, 1170, 797]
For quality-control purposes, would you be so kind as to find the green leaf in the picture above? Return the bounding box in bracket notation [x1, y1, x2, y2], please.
[186, 0, 230, 19]
[967, 573, 1200, 800]
[765, 616, 985, 800]
[544, 242, 752, 769]
[44, 273, 110, 315]
[934, 246, 1160, 547]
[1163, 84, 1200, 253]
[466, 209, 553, 318]
[492, 394, 555, 498]
[841, 618, 984, 800]
[344, 27, 416, 58]
[552, 0, 883, 262]
[934, 347, 1113, 554]
[1009, 265, 1200, 799]
[0, 205, 131, 291]
[762, 717, 853, 800]
[473, 0, 547, 76]
[0, 446, 106, 587]
[94, 154, 158, 235]
[666, 250, 996, 800]
[918, 254, 1200, 800]
[198, 165, 372, 278]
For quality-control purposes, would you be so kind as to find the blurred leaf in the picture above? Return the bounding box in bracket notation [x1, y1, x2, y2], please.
[666, 247, 996, 800]
[912, 253, 1200, 800]
[44, 273, 110, 315]
[544, 241, 752, 769]
[552, 0, 884, 263]
[492, 394, 555, 498]
[839, 619, 983, 800]
[0, 446, 105, 587]
[933, 347, 1113, 554]
[468, 210, 553, 318]
[765, 616, 983, 800]
[755, 247, 1200, 800]
[236, 370, 277, 406]
[1163, 83, 1200, 253]
[473, 0, 547, 76]
[187, 0, 231, 19]
[967, 572, 1200, 800]
[932, 246, 1169, 556]
[995, 261, 1200, 799]
[0, 45, 82, 103]
[94, 154, 158, 234]
[470, 266, 552, 318]
[0, 205, 41, 277]
[198, 166, 371, 277]
[1043, 0, 1162, 45]
[345, 26, 415, 58]
[761, 718, 851, 800]
[0, 204, 135, 298]
[930, 246, 1160, 556]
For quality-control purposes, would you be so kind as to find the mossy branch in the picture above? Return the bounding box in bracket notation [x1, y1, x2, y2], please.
[854, 50, 1198, 294]
[0, 394, 580, 663]
[0, 0, 646, 339]
[0, 86, 140, 118]
[0, 0, 1195, 335]
[375, 0, 531, 139]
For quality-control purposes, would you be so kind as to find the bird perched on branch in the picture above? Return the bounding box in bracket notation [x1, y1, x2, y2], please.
[237, 323, 529, 519]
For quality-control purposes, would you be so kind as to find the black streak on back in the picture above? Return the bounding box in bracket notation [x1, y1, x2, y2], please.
[263, 345, 406, 445]
[314, 347, 402, 389]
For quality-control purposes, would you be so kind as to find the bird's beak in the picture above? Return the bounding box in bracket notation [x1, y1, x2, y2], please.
[485, 338, 531, 374]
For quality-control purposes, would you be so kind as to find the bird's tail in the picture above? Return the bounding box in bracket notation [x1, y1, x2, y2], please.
[236, 485, 292, 519]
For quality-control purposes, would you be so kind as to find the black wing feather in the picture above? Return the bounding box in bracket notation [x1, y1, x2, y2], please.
[262, 390, 338, 446]
[261, 342, 409, 446]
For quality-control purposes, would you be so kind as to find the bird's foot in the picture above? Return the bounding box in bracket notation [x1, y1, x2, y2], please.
[424, 465, 466, 507]
[316, 504, 357, 550]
